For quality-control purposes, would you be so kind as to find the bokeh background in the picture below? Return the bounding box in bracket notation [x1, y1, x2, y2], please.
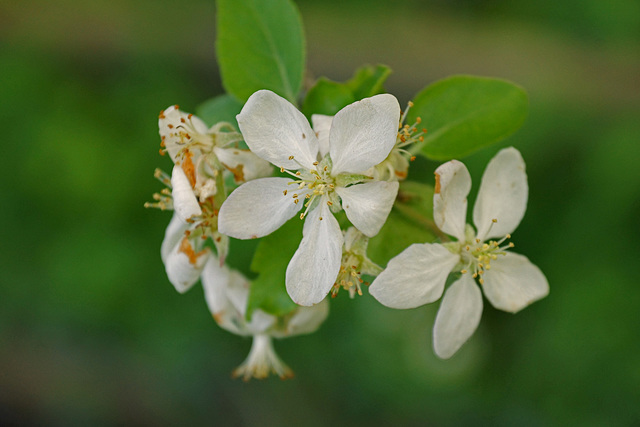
[2, 0, 639, 425]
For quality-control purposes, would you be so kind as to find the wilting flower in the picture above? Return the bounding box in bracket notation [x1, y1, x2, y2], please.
[218, 90, 401, 306]
[369, 147, 549, 359]
[200, 255, 329, 380]
[149, 106, 272, 262]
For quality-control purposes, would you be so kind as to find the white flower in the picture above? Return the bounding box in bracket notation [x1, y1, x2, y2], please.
[158, 105, 272, 222]
[200, 255, 329, 380]
[369, 147, 549, 359]
[218, 90, 401, 306]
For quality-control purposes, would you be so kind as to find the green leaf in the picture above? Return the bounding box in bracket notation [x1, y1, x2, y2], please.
[216, 0, 305, 103]
[367, 181, 438, 266]
[195, 94, 243, 128]
[301, 77, 355, 118]
[301, 65, 392, 119]
[408, 75, 529, 160]
[345, 64, 392, 99]
[246, 218, 303, 318]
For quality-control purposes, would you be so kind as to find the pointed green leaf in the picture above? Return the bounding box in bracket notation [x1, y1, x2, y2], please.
[345, 64, 392, 99]
[195, 94, 243, 128]
[246, 218, 303, 318]
[301, 77, 355, 118]
[301, 64, 392, 119]
[409, 75, 529, 160]
[216, 0, 305, 103]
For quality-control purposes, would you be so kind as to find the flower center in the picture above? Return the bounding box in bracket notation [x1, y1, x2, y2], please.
[331, 253, 365, 298]
[280, 155, 336, 219]
[458, 220, 514, 285]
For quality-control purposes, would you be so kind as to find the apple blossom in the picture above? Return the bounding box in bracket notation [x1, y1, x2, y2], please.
[218, 90, 401, 306]
[369, 147, 549, 359]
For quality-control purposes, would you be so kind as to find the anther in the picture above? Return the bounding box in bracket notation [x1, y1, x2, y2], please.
[288, 155, 295, 160]
[283, 190, 288, 196]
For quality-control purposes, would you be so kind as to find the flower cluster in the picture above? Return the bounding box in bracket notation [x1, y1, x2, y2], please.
[148, 89, 549, 376]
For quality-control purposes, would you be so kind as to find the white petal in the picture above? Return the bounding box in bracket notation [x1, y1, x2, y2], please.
[473, 147, 528, 241]
[286, 201, 343, 306]
[164, 237, 209, 294]
[159, 105, 207, 162]
[311, 114, 333, 158]
[218, 177, 301, 239]
[273, 299, 329, 338]
[369, 243, 459, 309]
[482, 252, 549, 313]
[433, 274, 483, 359]
[335, 181, 399, 237]
[170, 165, 202, 222]
[201, 255, 231, 316]
[433, 160, 471, 242]
[161, 213, 189, 263]
[213, 146, 273, 182]
[246, 309, 277, 335]
[237, 90, 319, 170]
[329, 94, 400, 175]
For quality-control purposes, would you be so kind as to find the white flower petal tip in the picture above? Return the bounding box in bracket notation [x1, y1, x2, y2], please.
[170, 165, 202, 223]
[329, 94, 401, 175]
[369, 243, 459, 309]
[237, 90, 318, 170]
[433, 160, 472, 242]
[482, 252, 549, 313]
[286, 203, 343, 306]
[433, 275, 483, 359]
[232, 335, 294, 381]
[164, 237, 210, 294]
[218, 177, 301, 239]
[474, 147, 528, 241]
[336, 181, 399, 237]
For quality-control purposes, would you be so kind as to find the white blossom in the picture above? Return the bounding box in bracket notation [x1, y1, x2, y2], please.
[200, 255, 329, 380]
[369, 147, 549, 359]
[218, 90, 401, 306]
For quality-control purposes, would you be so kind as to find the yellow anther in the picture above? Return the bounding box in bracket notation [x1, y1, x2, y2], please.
[283, 190, 288, 196]
[327, 201, 333, 206]
[300, 213, 305, 219]
[479, 278, 484, 285]
[482, 243, 490, 250]
[492, 218, 498, 223]
[288, 155, 295, 160]
[461, 269, 468, 274]
[280, 167, 285, 172]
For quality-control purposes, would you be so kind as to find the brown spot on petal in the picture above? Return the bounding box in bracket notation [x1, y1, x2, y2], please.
[181, 151, 197, 188]
[434, 172, 441, 194]
[213, 311, 224, 324]
[178, 237, 207, 265]
[223, 163, 245, 183]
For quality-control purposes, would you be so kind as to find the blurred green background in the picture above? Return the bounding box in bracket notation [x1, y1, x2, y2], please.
[2, 0, 639, 425]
